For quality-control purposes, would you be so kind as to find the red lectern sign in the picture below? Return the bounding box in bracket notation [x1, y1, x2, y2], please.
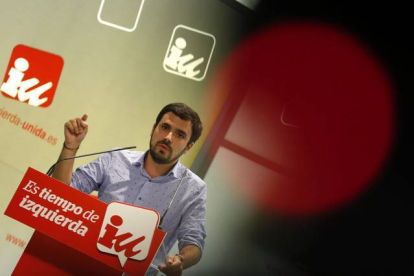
[5, 167, 166, 275]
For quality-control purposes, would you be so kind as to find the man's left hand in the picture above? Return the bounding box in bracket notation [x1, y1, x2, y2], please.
[158, 255, 183, 276]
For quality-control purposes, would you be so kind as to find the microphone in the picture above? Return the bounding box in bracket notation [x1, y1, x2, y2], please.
[46, 146, 136, 176]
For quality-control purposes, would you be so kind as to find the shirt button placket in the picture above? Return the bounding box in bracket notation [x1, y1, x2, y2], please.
[135, 179, 146, 204]
[136, 178, 152, 205]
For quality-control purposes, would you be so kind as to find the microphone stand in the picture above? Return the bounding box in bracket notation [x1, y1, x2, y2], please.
[46, 146, 136, 176]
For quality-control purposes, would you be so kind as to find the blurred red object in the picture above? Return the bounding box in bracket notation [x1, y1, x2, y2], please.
[212, 22, 395, 215]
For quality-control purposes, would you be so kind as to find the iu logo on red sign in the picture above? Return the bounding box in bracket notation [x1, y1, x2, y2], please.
[98, 215, 146, 259]
[1, 44, 63, 107]
[97, 202, 160, 267]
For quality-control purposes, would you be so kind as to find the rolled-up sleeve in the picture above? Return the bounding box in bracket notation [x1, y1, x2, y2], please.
[177, 182, 207, 253]
[70, 152, 112, 194]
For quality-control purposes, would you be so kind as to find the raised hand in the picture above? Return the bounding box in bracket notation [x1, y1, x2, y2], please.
[64, 114, 88, 149]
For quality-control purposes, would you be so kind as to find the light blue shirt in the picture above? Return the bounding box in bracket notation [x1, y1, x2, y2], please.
[70, 150, 206, 269]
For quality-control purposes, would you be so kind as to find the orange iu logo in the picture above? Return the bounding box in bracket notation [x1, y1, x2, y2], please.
[1, 45, 64, 108]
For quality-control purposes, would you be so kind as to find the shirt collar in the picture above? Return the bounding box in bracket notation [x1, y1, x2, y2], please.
[133, 150, 185, 179]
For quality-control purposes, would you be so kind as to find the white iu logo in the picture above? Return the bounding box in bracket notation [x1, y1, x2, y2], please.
[163, 25, 216, 81]
[97, 202, 159, 267]
[1, 57, 52, 107]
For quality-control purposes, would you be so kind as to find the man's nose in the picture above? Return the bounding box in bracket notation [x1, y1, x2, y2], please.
[163, 132, 173, 143]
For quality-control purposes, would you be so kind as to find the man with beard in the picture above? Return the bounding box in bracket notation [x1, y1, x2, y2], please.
[52, 103, 206, 276]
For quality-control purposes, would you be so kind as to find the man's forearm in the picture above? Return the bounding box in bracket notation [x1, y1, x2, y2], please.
[53, 114, 88, 184]
[179, 244, 202, 270]
[51, 143, 79, 184]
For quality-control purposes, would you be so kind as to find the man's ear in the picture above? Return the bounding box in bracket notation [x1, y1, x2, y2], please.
[183, 142, 194, 154]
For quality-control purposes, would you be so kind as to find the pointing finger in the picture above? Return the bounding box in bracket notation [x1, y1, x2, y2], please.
[75, 118, 85, 132]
